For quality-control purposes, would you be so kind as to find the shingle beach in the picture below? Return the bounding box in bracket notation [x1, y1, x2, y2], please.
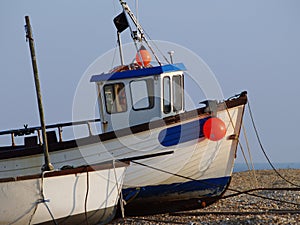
[110, 169, 300, 225]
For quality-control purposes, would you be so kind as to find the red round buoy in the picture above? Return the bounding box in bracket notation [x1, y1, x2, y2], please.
[136, 45, 151, 67]
[203, 117, 226, 141]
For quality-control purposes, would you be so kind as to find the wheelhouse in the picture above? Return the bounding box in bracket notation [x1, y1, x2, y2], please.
[90, 63, 186, 132]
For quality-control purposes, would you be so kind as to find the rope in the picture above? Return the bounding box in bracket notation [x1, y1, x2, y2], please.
[28, 172, 58, 225]
[110, 43, 118, 70]
[222, 187, 300, 201]
[84, 166, 90, 225]
[41, 201, 58, 225]
[242, 123, 258, 188]
[224, 105, 256, 186]
[28, 199, 39, 225]
[41, 172, 58, 225]
[127, 22, 143, 65]
[135, 0, 139, 22]
[171, 209, 300, 216]
[131, 161, 299, 207]
[144, 30, 170, 64]
[141, 36, 162, 66]
[238, 139, 251, 172]
[113, 160, 126, 218]
[247, 100, 300, 188]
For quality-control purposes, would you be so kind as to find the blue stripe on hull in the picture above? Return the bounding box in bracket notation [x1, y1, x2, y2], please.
[158, 117, 210, 147]
[123, 176, 230, 203]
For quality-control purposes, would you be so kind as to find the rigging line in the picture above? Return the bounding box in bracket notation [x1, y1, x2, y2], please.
[28, 173, 44, 225]
[135, 0, 138, 22]
[142, 36, 162, 66]
[113, 160, 125, 218]
[238, 138, 251, 172]
[131, 160, 299, 207]
[126, 16, 142, 64]
[42, 201, 58, 225]
[171, 209, 300, 216]
[224, 101, 260, 189]
[112, 0, 117, 16]
[247, 100, 300, 188]
[131, 160, 229, 189]
[110, 42, 118, 70]
[28, 204, 38, 225]
[224, 191, 300, 207]
[222, 187, 300, 200]
[224, 105, 251, 173]
[242, 123, 258, 188]
[144, 31, 170, 64]
[84, 166, 90, 225]
[41, 172, 58, 225]
[39, 171, 58, 225]
[119, 0, 161, 65]
[127, 217, 186, 225]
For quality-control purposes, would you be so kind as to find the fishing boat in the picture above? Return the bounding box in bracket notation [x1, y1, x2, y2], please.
[0, 0, 247, 219]
[0, 161, 128, 225]
[88, 1, 248, 215]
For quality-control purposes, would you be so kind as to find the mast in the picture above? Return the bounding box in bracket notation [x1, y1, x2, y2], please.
[118, 0, 161, 65]
[25, 16, 54, 171]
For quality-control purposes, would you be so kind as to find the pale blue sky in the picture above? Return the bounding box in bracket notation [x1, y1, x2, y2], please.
[1, 0, 300, 163]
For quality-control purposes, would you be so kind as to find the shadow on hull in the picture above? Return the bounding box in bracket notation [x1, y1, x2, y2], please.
[118, 176, 232, 216]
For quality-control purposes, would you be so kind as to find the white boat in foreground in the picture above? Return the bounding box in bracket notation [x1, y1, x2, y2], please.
[0, 161, 128, 225]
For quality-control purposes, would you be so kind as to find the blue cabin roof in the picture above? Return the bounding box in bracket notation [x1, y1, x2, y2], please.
[90, 63, 186, 82]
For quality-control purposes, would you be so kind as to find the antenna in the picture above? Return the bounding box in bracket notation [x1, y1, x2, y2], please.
[168, 51, 175, 64]
[135, 0, 139, 23]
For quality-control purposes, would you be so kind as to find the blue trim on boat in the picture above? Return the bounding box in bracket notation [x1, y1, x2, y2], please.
[158, 117, 210, 147]
[90, 63, 186, 82]
[123, 176, 230, 202]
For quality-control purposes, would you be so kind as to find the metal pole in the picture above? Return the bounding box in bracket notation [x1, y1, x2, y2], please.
[117, 31, 124, 65]
[168, 51, 174, 64]
[25, 16, 54, 171]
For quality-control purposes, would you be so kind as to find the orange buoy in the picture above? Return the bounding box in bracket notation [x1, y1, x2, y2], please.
[203, 117, 226, 141]
[136, 45, 151, 67]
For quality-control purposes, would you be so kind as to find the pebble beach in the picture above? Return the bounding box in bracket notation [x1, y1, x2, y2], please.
[110, 169, 300, 225]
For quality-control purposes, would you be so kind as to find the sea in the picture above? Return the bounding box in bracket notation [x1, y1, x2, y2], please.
[233, 162, 300, 172]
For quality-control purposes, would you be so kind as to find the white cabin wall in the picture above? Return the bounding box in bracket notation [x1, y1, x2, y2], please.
[96, 71, 185, 132]
[96, 77, 162, 132]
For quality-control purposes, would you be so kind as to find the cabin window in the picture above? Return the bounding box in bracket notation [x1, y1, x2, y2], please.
[173, 75, 183, 112]
[104, 83, 127, 114]
[130, 79, 154, 110]
[163, 76, 171, 114]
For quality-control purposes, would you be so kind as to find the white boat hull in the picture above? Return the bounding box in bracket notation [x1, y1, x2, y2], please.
[0, 162, 126, 225]
[120, 103, 245, 214]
